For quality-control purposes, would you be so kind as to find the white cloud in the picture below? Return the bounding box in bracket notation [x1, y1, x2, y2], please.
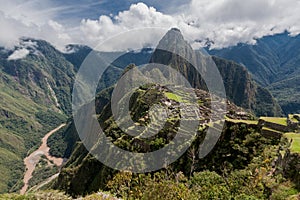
[7, 39, 42, 60]
[0, 10, 73, 50]
[7, 48, 30, 60]
[20, 40, 38, 49]
[0, 0, 73, 51]
[1, 1, 300, 51]
[78, 1, 300, 50]
[79, 3, 177, 50]
[0, 0, 54, 26]
[182, 0, 300, 48]
[0, 11, 32, 48]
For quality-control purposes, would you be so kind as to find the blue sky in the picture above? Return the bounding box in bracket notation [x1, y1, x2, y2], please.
[27, 0, 191, 25]
[0, 0, 300, 51]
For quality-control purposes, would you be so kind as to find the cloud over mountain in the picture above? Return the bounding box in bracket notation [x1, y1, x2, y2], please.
[7, 48, 30, 60]
[1, 0, 300, 50]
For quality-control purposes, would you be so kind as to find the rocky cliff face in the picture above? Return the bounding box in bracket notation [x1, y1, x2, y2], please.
[150, 29, 282, 116]
[50, 29, 284, 196]
[209, 32, 300, 114]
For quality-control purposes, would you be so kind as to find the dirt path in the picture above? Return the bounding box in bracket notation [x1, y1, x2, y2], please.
[20, 123, 66, 195]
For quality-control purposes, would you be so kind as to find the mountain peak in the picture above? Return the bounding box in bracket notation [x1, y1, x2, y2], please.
[151, 28, 193, 63]
[160, 28, 186, 45]
[170, 27, 181, 32]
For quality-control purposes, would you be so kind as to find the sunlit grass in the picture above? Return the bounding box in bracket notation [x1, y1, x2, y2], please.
[285, 133, 300, 153]
[225, 117, 258, 125]
[165, 92, 186, 103]
[262, 127, 283, 134]
[260, 117, 287, 126]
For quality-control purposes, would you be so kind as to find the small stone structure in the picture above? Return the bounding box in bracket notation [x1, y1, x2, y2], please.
[256, 115, 300, 139]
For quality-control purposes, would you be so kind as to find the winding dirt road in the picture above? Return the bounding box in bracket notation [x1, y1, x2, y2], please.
[20, 123, 66, 195]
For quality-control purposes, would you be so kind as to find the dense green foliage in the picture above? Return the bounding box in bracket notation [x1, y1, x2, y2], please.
[209, 32, 300, 114]
[105, 146, 299, 200]
[0, 39, 71, 193]
[53, 83, 299, 199]
[102, 133, 298, 200]
[1, 29, 299, 199]
[47, 120, 79, 158]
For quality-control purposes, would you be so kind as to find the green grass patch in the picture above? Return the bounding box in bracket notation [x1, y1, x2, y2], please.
[225, 117, 258, 125]
[285, 133, 300, 153]
[165, 92, 186, 102]
[260, 117, 287, 126]
[0, 129, 25, 155]
[291, 117, 298, 123]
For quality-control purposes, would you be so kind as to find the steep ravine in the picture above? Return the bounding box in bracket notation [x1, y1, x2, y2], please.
[20, 124, 66, 195]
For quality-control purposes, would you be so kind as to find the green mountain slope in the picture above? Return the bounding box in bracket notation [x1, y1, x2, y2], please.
[209, 32, 300, 114]
[50, 29, 284, 197]
[0, 39, 76, 193]
[51, 76, 295, 199]
[0, 40, 159, 193]
[0, 29, 285, 194]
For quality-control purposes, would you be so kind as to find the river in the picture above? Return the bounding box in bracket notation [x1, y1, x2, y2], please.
[20, 123, 66, 194]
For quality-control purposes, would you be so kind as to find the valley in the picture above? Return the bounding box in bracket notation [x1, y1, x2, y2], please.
[0, 28, 300, 199]
[1, 0, 300, 199]
[20, 123, 66, 195]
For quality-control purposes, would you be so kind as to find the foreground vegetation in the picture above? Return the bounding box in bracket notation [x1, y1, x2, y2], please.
[45, 81, 300, 199]
[0, 190, 121, 200]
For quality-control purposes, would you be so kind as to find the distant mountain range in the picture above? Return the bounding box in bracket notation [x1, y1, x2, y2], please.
[150, 28, 281, 116]
[65, 29, 281, 116]
[208, 32, 300, 114]
[0, 28, 298, 193]
[50, 29, 282, 195]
